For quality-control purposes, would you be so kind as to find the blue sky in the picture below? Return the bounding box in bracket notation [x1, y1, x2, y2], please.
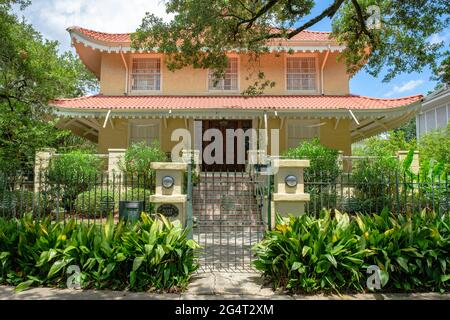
[14, 0, 449, 98]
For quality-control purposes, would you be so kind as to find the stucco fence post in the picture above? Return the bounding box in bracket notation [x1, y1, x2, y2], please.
[149, 162, 188, 226]
[34, 148, 56, 193]
[270, 159, 310, 229]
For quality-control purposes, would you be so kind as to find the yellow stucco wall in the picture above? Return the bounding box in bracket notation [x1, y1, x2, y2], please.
[319, 118, 352, 155]
[97, 118, 128, 153]
[100, 53, 126, 95]
[98, 52, 350, 96]
[320, 52, 350, 95]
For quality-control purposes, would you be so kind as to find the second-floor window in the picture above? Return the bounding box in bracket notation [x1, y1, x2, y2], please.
[208, 57, 238, 91]
[286, 57, 317, 91]
[131, 58, 161, 91]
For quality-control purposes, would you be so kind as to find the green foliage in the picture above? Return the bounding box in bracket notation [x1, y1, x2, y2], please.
[74, 188, 154, 217]
[74, 189, 119, 217]
[283, 138, 341, 179]
[0, 189, 54, 217]
[0, 3, 98, 171]
[0, 213, 199, 292]
[353, 131, 416, 157]
[119, 141, 167, 175]
[332, 0, 448, 82]
[119, 141, 167, 189]
[418, 123, 450, 173]
[47, 150, 103, 210]
[393, 118, 417, 142]
[349, 155, 400, 213]
[284, 139, 341, 214]
[253, 210, 450, 293]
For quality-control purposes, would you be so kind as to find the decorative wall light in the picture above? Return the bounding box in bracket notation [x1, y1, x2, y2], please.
[162, 176, 175, 189]
[285, 175, 298, 188]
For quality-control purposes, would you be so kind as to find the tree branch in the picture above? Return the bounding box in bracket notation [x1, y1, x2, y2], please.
[351, 0, 374, 40]
[252, 0, 346, 42]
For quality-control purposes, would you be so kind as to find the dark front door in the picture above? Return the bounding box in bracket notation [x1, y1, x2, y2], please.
[202, 120, 252, 172]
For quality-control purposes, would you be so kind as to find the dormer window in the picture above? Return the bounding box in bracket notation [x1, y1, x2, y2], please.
[208, 57, 238, 91]
[131, 58, 161, 91]
[286, 57, 317, 91]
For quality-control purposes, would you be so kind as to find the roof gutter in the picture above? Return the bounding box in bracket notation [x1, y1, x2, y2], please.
[321, 45, 331, 95]
[120, 46, 129, 95]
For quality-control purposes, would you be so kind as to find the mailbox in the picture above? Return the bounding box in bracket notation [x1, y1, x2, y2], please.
[119, 201, 144, 222]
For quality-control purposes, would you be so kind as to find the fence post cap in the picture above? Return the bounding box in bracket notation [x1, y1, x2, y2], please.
[150, 162, 188, 171]
[275, 159, 310, 168]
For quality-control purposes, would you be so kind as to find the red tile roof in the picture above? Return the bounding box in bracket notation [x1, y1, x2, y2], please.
[51, 94, 422, 111]
[68, 26, 332, 43]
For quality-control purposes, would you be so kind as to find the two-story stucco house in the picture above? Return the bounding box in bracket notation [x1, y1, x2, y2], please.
[50, 26, 423, 171]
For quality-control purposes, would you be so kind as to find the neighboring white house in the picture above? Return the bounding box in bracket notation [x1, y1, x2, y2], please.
[416, 84, 450, 139]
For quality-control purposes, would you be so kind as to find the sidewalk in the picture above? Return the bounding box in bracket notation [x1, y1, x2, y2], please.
[1, 272, 449, 300]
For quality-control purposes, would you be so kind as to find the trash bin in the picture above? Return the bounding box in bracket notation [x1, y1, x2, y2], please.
[119, 200, 144, 222]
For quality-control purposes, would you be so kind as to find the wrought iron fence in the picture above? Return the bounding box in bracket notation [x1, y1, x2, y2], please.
[1, 165, 448, 222]
[304, 169, 449, 216]
[0, 170, 155, 222]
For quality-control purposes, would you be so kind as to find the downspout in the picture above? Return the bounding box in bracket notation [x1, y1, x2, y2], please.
[321, 45, 331, 95]
[120, 46, 128, 95]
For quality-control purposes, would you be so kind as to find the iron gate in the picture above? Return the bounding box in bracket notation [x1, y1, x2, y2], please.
[190, 167, 271, 270]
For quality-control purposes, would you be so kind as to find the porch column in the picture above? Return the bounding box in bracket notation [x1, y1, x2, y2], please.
[108, 149, 126, 175]
[397, 150, 420, 175]
[34, 148, 55, 193]
[271, 159, 310, 227]
[149, 162, 188, 226]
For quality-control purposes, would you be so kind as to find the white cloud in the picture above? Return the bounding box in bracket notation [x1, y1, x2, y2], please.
[384, 79, 425, 97]
[429, 31, 450, 45]
[14, 0, 172, 52]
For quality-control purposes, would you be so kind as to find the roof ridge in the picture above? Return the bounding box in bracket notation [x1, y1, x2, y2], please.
[68, 25, 331, 37]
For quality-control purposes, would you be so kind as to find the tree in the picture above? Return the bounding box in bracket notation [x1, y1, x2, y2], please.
[133, 0, 449, 93]
[0, 0, 98, 172]
[432, 52, 450, 88]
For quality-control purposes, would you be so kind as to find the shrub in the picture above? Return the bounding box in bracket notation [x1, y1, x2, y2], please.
[119, 141, 167, 189]
[74, 188, 154, 217]
[253, 211, 368, 293]
[349, 155, 400, 213]
[74, 188, 119, 217]
[253, 210, 450, 293]
[0, 213, 199, 292]
[46, 150, 103, 211]
[418, 123, 450, 173]
[283, 139, 341, 214]
[0, 189, 55, 217]
[353, 131, 415, 158]
[283, 138, 341, 180]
